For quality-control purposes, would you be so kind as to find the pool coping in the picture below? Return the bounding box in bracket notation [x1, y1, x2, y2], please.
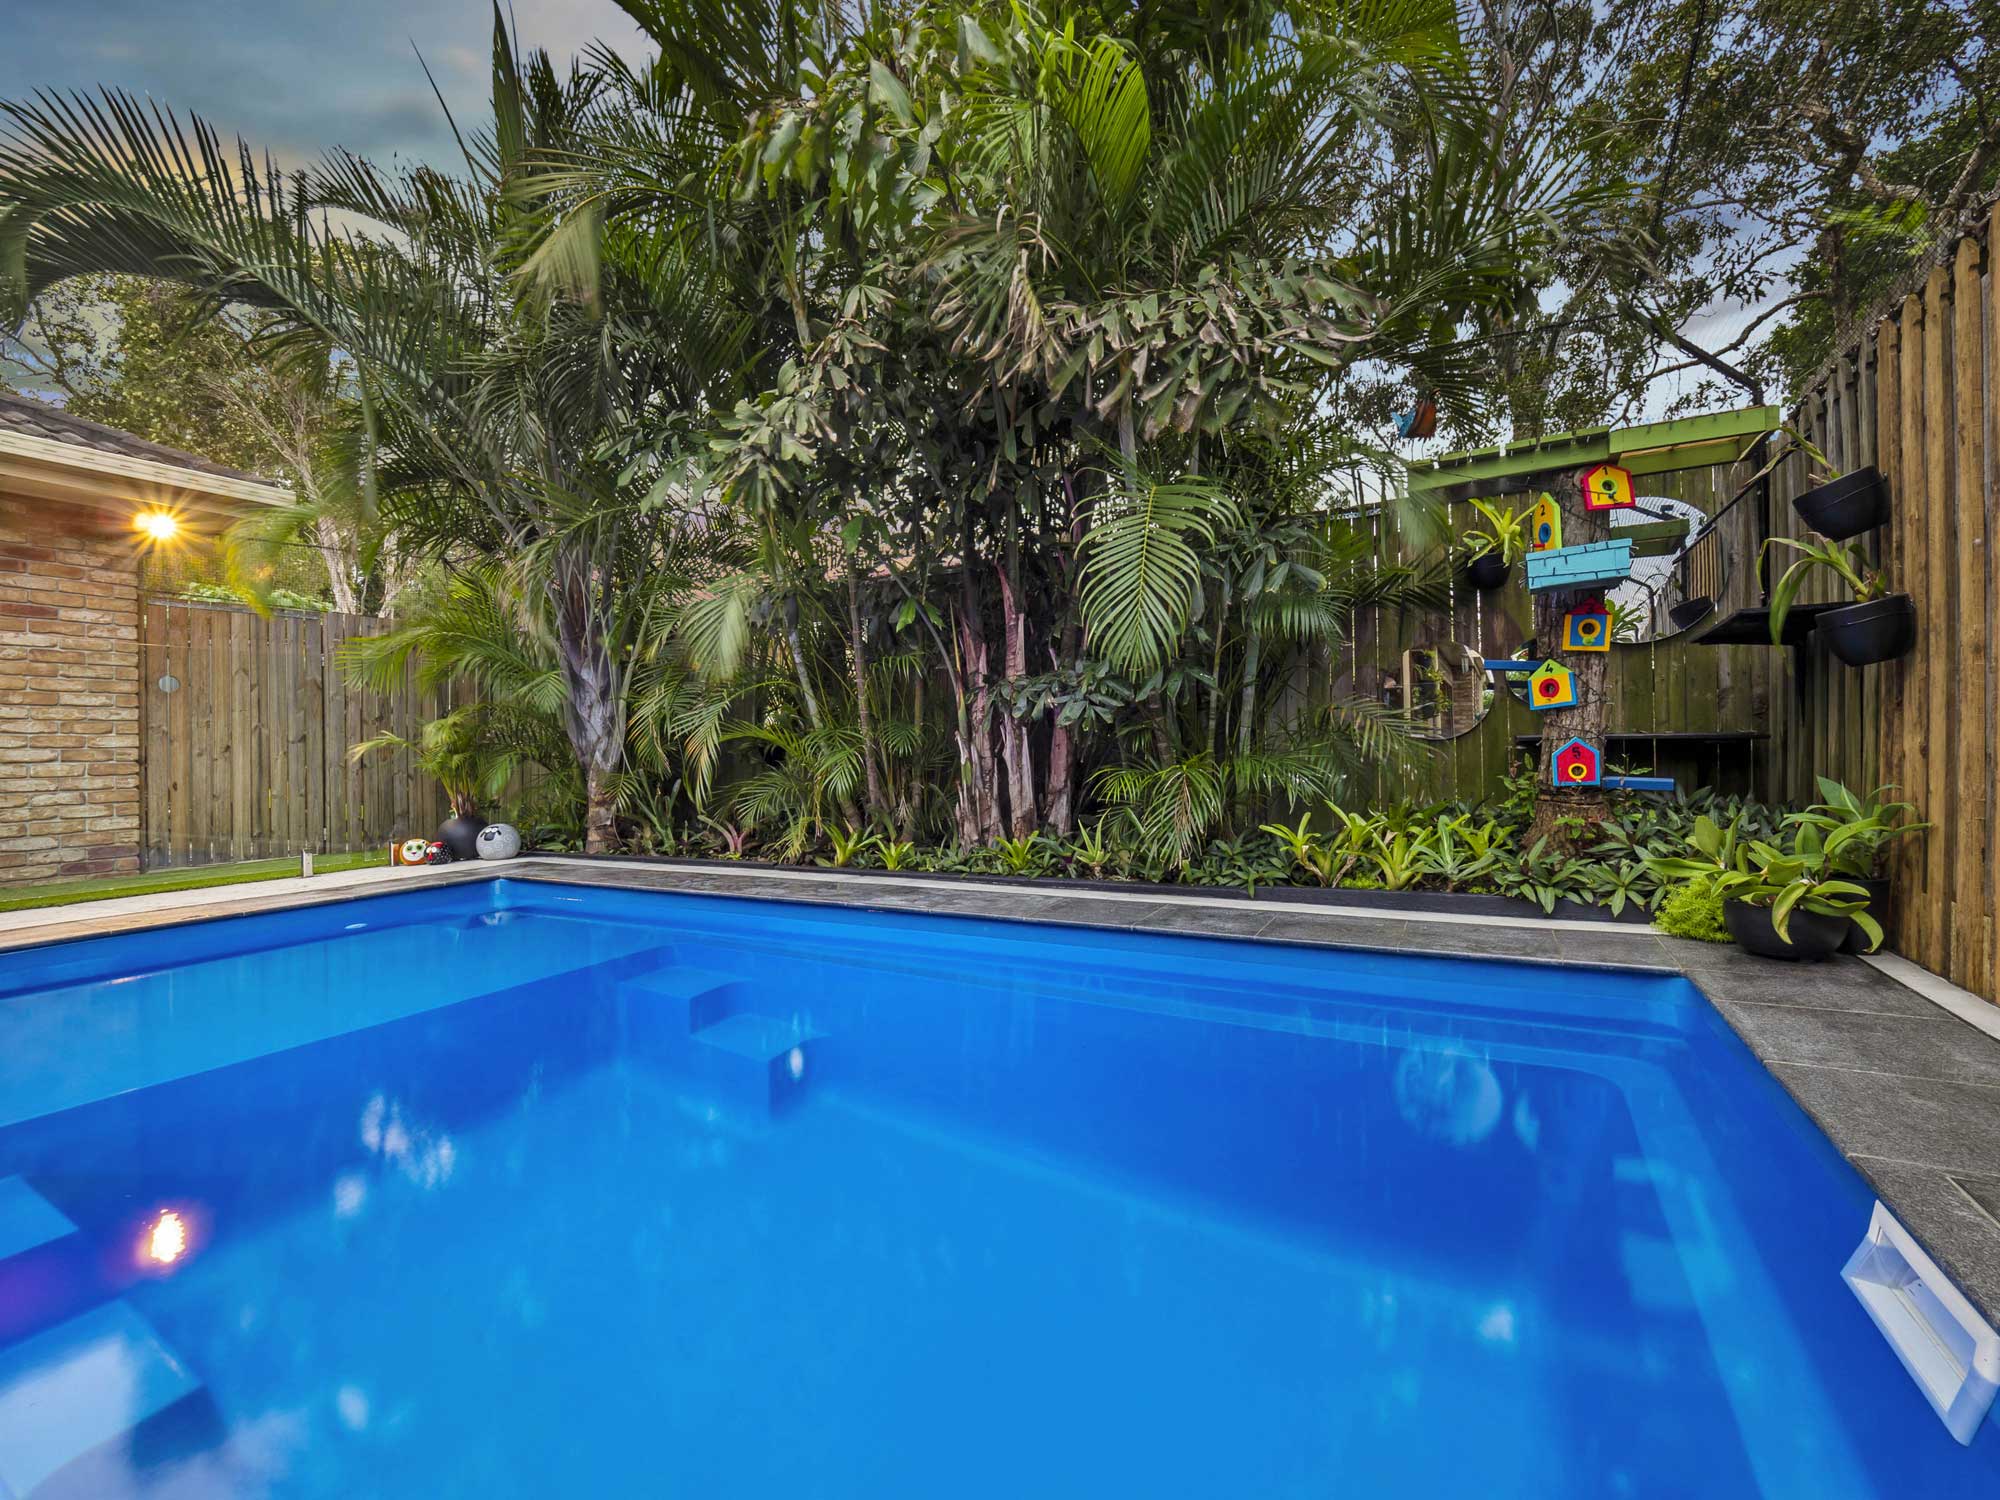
[5, 854, 2000, 1333]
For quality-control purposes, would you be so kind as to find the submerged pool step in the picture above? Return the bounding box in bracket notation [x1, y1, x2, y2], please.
[686, 1013, 825, 1118]
[616, 965, 741, 1034]
[0, 1301, 203, 1498]
[0, 1178, 89, 1347]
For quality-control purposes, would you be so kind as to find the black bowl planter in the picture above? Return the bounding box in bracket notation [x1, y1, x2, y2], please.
[1793, 466, 1890, 540]
[1840, 875, 1891, 955]
[438, 812, 489, 860]
[1466, 553, 1512, 592]
[1818, 594, 1916, 666]
[1724, 900, 1850, 962]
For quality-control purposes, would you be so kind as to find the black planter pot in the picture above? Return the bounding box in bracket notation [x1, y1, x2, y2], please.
[1793, 466, 1890, 540]
[1724, 899, 1850, 961]
[1466, 552, 1512, 592]
[1818, 594, 1916, 666]
[1840, 875, 1891, 954]
[438, 812, 489, 861]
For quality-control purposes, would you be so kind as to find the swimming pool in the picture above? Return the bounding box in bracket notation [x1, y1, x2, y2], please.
[0, 877, 1994, 1497]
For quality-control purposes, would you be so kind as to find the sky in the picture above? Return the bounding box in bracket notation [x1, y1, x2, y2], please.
[2, 0, 651, 172]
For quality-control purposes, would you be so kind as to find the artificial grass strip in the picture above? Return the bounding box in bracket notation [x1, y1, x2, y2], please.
[0, 849, 386, 913]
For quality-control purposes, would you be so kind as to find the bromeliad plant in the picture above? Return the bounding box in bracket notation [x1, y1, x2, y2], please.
[1646, 813, 1881, 951]
[1461, 498, 1531, 566]
[1783, 778, 1926, 878]
[1761, 535, 1889, 641]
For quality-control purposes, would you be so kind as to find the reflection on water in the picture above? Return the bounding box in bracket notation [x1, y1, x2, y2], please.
[144, 1212, 188, 1267]
[1392, 1048, 1504, 1147]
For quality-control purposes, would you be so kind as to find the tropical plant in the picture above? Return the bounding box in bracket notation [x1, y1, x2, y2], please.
[1460, 498, 1530, 566]
[1711, 826, 1881, 951]
[348, 706, 523, 822]
[821, 825, 881, 868]
[1762, 535, 1892, 643]
[1655, 874, 1730, 943]
[1784, 778, 1927, 878]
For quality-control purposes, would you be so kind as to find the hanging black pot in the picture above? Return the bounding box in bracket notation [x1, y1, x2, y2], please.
[1817, 593, 1916, 666]
[1793, 466, 1890, 540]
[438, 812, 489, 861]
[1466, 552, 1512, 592]
[1839, 875, 1891, 955]
[1724, 900, 1850, 962]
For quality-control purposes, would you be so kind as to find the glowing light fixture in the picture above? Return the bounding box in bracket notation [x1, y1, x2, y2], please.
[145, 1209, 189, 1265]
[135, 510, 180, 543]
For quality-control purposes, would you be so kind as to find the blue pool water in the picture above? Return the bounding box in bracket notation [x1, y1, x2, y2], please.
[0, 878, 1996, 1497]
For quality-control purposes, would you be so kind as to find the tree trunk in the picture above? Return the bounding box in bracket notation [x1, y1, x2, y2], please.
[551, 552, 624, 855]
[847, 560, 887, 824]
[312, 515, 361, 615]
[995, 561, 1038, 837]
[1528, 471, 1612, 849]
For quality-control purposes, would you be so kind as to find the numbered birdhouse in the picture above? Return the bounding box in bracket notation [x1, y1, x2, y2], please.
[1527, 658, 1578, 711]
[1562, 604, 1611, 653]
[1581, 462, 1635, 511]
[1552, 737, 1601, 787]
[1529, 492, 1563, 551]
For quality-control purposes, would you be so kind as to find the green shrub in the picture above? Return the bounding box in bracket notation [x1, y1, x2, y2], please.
[1654, 875, 1730, 943]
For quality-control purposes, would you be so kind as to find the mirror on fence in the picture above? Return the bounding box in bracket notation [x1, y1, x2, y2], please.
[1603, 494, 1722, 644]
[1370, 641, 1494, 740]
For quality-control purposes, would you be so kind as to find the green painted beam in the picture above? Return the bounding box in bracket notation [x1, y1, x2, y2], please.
[1410, 405, 1780, 498]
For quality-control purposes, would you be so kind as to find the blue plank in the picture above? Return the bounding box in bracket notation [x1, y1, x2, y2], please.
[1603, 776, 1676, 792]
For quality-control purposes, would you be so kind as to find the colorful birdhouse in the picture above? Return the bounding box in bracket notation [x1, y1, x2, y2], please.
[1552, 738, 1601, 787]
[1562, 604, 1611, 653]
[1581, 463, 1635, 511]
[1526, 658, 1578, 711]
[1525, 539, 1633, 593]
[1529, 492, 1563, 551]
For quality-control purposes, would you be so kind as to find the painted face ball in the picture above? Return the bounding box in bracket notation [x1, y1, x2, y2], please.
[425, 840, 453, 865]
[476, 823, 522, 860]
[399, 837, 430, 865]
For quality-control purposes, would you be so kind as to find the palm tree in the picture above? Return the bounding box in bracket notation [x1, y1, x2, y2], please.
[0, 18, 738, 850]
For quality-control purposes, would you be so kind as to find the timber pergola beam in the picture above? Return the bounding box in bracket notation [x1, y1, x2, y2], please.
[1405, 404, 1782, 504]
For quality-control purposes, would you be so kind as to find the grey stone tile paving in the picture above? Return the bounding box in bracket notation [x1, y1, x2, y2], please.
[1121, 903, 1277, 938]
[1846, 1157, 2000, 1324]
[1244, 911, 1417, 949]
[1954, 1172, 2000, 1228]
[1713, 1003, 2000, 1089]
[1380, 919, 1563, 960]
[1768, 1064, 2000, 1179]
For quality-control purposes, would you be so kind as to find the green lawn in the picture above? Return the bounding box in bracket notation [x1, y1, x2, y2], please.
[0, 849, 388, 913]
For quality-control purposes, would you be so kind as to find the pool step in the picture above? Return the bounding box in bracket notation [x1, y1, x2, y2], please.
[0, 1178, 88, 1346]
[0, 1301, 203, 1498]
[686, 1013, 825, 1117]
[617, 965, 740, 1034]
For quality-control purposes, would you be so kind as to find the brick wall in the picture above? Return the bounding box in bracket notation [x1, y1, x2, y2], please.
[0, 497, 142, 884]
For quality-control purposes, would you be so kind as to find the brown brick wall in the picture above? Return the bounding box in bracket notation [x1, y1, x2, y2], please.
[0, 497, 142, 884]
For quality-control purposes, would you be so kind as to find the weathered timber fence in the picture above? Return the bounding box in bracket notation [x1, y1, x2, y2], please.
[1765, 203, 1998, 1005]
[139, 598, 456, 867]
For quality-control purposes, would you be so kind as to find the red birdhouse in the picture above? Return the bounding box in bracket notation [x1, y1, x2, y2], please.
[1551, 738, 1601, 787]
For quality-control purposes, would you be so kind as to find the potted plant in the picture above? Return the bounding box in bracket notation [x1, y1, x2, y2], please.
[1748, 425, 1890, 539]
[1763, 534, 1914, 665]
[1784, 778, 1927, 953]
[1644, 814, 1877, 960]
[1461, 498, 1528, 591]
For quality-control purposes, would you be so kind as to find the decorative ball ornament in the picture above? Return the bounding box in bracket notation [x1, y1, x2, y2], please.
[476, 823, 523, 860]
[424, 840, 453, 865]
[395, 837, 431, 867]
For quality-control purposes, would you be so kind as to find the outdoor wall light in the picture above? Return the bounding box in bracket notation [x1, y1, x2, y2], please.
[134, 509, 180, 542]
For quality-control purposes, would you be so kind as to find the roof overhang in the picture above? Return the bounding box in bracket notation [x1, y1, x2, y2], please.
[0, 427, 290, 528]
[1407, 405, 1781, 503]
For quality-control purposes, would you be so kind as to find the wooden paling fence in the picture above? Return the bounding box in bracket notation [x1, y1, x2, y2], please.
[140, 598, 457, 867]
[1765, 203, 1999, 1006]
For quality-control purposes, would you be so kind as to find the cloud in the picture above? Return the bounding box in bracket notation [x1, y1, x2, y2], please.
[0, 0, 651, 170]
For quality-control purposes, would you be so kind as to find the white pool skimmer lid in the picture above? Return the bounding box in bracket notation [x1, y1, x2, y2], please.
[1842, 1201, 2000, 1444]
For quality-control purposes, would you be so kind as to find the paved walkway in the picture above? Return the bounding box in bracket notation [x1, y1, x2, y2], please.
[4, 854, 1999, 1328]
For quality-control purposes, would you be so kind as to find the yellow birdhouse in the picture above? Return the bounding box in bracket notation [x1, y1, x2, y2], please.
[1562, 605, 1612, 652]
[1529, 493, 1563, 551]
[1581, 462, 1635, 511]
[1527, 658, 1578, 711]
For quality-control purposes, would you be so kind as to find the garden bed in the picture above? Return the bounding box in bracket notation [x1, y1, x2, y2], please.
[534, 852, 1654, 925]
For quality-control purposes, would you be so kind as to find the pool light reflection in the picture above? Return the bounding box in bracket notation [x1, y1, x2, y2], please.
[144, 1208, 189, 1266]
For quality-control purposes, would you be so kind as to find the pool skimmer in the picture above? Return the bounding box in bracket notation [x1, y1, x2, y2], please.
[1843, 1201, 2000, 1444]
